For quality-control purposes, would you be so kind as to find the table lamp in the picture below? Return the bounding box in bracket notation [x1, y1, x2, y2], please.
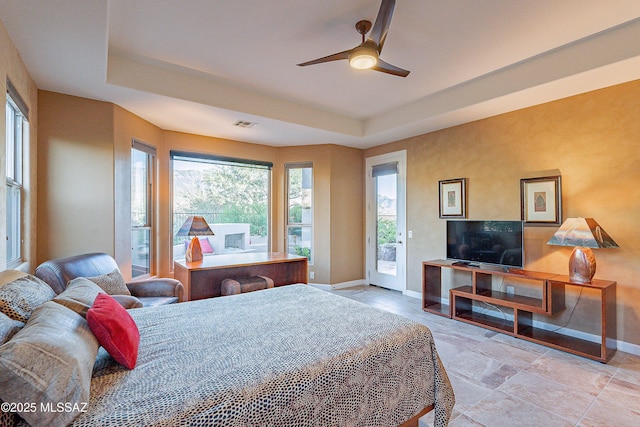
[547, 217, 618, 284]
[176, 216, 214, 262]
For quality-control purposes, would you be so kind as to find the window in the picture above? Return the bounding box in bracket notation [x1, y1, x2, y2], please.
[286, 163, 313, 262]
[131, 140, 156, 278]
[171, 151, 271, 259]
[6, 81, 28, 268]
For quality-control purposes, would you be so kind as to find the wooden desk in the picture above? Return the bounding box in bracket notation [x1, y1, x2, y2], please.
[174, 252, 308, 301]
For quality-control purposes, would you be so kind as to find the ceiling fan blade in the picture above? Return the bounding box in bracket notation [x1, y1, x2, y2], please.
[297, 49, 352, 67]
[372, 58, 410, 77]
[368, 0, 395, 52]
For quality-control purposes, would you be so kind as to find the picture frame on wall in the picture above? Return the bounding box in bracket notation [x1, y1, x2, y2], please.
[439, 178, 467, 218]
[520, 175, 562, 225]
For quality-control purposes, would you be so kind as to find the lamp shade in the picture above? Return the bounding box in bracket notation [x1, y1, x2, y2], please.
[547, 218, 618, 248]
[175, 216, 215, 237]
[547, 217, 618, 284]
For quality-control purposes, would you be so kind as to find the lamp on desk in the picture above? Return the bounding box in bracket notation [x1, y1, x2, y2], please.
[176, 216, 214, 263]
[547, 217, 618, 284]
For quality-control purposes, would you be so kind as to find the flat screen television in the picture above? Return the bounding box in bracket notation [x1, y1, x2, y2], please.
[446, 220, 524, 269]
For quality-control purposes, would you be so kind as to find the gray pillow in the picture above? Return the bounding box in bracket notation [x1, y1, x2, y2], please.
[0, 311, 24, 345]
[0, 274, 56, 323]
[86, 269, 131, 296]
[0, 301, 99, 427]
[54, 277, 105, 317]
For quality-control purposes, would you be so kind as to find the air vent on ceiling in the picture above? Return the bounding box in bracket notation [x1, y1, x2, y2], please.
[234, 120, 257, 129]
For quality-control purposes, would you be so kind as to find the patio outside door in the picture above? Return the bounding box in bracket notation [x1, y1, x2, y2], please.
[365, 151, 406, 292]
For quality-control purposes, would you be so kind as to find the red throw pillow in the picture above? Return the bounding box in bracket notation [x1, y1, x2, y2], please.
[86, 293, 140, 369]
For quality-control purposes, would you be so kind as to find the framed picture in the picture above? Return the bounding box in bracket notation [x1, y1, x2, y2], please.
[439, 178, 467, 218]
[520, 175, 562, 225]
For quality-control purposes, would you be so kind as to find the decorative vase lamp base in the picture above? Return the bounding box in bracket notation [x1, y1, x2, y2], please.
[176, 215, 214, 263]
[569, 246, 596, 284]
[185, 237, 203, 263]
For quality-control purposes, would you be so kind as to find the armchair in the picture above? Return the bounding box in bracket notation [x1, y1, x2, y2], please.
[34, 252, 183, 307]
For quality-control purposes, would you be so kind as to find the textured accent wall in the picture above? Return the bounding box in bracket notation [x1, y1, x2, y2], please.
[365, 79, 640, 347]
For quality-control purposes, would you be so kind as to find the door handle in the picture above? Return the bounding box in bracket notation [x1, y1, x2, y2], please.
[397, 241, 403, 244]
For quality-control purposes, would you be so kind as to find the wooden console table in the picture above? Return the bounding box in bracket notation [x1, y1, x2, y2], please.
[174, 252, 308, 301]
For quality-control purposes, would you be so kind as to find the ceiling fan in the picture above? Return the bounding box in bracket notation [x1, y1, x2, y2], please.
[297, 0, 410, 77]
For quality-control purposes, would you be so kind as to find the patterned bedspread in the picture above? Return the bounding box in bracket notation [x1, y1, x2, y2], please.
[72, 285, 454, 427]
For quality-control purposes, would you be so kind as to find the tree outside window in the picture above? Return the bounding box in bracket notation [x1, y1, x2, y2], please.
[172, 153, 271, 259]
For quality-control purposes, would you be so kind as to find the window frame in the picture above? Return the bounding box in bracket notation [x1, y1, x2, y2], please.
[6, 81, 27, 268]
[131, 139, 156, 278]
[170, 151, 272, 260]
[285, 162, 313, 264]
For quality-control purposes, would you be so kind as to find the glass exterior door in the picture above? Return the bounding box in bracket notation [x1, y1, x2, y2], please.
[366, 151, 406, 292]
[375, 172, 397, 277]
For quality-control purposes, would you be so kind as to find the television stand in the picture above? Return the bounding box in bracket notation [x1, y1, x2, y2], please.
[422, 259, 616, 363]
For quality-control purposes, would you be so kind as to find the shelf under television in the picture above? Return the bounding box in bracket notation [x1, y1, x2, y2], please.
[517, 325, 606, 361]
[453, 309, 514, 334]
[452, 284, 547, 313]
[422, 301, 450, 317]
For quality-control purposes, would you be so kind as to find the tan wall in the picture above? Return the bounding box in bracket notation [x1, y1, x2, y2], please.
[365, 79, 640, 346]
[37, 99, 283, 278]
[0, 18, 38, 271]
[37, 91, 115, 263]
[36, 93, 364, 285]
[277, 144, 363, 285]
[113, 105, 163, 279]
[329, 145, 363, 283]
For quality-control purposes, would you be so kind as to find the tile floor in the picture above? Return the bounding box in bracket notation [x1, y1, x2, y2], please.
[323, 285, 640, 427]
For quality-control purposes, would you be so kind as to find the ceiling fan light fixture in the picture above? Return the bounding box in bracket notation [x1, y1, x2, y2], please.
[297, 1, 409, 77]
[349, 46, 378, 70]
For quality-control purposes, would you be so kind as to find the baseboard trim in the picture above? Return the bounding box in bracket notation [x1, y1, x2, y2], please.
[617, 340, 640, 356]
[308, 279, 366, 291]
[404, 289, 422, 299]
[330, 279, 366, 290]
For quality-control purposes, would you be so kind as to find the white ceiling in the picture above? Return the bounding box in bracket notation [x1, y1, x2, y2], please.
[2, 0, 640, 148]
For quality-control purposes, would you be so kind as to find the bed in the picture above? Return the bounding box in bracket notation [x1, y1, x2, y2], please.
[2, 279, 454, 426]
